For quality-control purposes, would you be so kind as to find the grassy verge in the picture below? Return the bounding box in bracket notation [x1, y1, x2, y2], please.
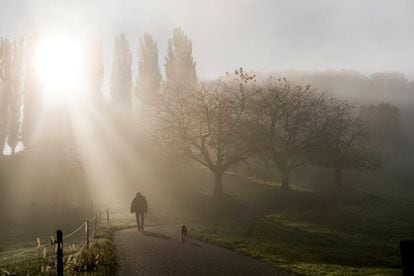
[190, 213, 403, 275]
[187, 177, 414, 276]
[65, 225, 121, 275]
[0, 225, 121, 275]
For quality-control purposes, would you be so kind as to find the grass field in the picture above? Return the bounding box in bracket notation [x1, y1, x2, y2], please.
[188, 173, 414, 275]
[0, 223, 118, 275]
[1, 169, 413, 275]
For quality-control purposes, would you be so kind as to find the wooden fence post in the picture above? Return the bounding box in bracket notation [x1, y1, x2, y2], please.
[56, 230, 63, 276]
[106, 209, 109, 226]
[401, 240, 414, 276]
[37, 237, 41, 257]
[86, 218, 90, 249]
[94, 214, 98, 239]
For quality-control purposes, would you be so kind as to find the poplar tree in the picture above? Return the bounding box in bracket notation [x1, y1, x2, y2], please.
[110, 34, 132, 114]
[165, 27, 197, 93]
[22, 35, 41, 150]
[8, 39, 24, 155]
[136, 33, 161, 104]
[0, 38, 11, 154]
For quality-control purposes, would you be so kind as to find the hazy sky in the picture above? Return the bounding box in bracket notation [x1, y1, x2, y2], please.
[0, 0, 413, 79]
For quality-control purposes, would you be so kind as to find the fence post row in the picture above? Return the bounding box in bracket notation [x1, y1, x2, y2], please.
[56, 230, 63, 276]
[6, 211, 107, 274]
[52, 210, 108, 273]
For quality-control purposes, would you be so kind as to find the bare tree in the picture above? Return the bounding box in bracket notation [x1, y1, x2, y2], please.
[155, 69, 256, 197]
[314, 100, 382, 184]
[254, 78, 330, 190]
[359, 102, 408, 158]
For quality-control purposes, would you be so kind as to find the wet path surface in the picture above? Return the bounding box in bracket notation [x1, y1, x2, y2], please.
[115, 224, 291, 275]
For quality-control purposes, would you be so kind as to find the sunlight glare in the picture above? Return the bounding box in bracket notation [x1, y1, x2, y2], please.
[35, 35, 84, 102]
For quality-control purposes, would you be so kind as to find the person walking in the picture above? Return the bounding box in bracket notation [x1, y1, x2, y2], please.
[130, 192, 148, 231]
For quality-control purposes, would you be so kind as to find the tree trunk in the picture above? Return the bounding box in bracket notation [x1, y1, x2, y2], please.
[280, 165, 291, 191]
[334, 167, 342, 185]
[213, 170, 224, 197]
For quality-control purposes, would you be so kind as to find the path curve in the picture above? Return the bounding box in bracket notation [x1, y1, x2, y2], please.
[115, 224, 291, 275]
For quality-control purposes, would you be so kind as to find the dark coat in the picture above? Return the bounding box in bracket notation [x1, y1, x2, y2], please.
[130, 194, 148, 214]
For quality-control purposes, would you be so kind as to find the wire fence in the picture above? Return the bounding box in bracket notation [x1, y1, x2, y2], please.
[0, 212, 105, 275]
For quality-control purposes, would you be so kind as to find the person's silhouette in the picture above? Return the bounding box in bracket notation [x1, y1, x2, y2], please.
[130, 192, 148, 231]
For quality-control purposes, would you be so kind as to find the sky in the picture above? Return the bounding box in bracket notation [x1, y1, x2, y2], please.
[0, 0, 413, 79]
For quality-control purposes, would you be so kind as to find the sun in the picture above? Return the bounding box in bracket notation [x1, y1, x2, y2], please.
[35, 35, 84, 102]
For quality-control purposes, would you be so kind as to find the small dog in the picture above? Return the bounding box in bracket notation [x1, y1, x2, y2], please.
[181, 224, 188, 242]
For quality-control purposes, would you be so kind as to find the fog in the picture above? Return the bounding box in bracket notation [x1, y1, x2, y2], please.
[1, 1, 413, 275]
[1, 0, 413, 79]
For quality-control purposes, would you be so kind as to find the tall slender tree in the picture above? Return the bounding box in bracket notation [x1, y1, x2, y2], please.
[7, 39, 24, 155]
[0, 38, 12, 154]
[136, 33, 161, 104]
[22, 35, 42, 150]
[0, 39, 5, 154]
[110, 34, 132, 114]
[165, 27, 197, 93]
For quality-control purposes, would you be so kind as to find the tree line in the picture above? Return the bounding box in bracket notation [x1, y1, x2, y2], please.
[4, 27, 413, 198]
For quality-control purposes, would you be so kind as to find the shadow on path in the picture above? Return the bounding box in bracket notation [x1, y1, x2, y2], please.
[141, 230, 170, 240]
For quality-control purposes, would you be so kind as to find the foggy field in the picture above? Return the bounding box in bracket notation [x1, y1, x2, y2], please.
[190, 176, 412, 275]
[1, 161, 414, 274]
[4, 169, 412, 275]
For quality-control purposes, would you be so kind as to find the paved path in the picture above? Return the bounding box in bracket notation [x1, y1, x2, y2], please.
[115, 224, 291, 276]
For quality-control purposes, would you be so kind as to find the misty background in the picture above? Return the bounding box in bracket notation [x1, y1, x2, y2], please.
[1, 0, 413, 79]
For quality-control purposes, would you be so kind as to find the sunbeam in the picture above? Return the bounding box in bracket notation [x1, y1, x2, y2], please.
[35, 35, 84, 103]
